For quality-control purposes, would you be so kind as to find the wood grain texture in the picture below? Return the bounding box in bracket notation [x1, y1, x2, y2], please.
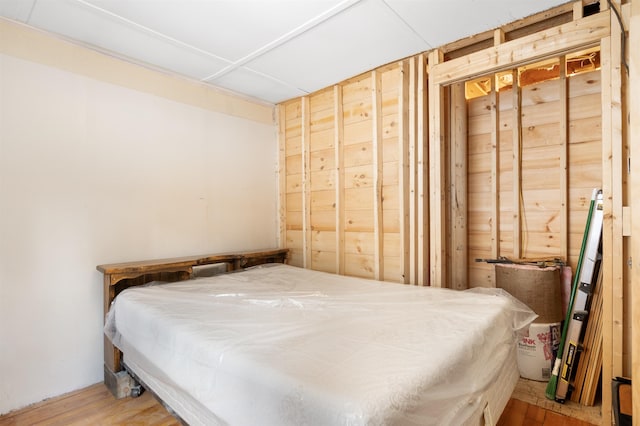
[0, 382, 597, 426]
[630, 0, 640, 421]
[0, 384, 179, 426]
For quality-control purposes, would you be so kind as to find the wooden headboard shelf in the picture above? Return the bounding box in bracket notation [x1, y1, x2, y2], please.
[97, 248, 288, 397]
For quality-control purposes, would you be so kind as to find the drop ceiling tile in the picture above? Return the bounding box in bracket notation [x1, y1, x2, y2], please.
[84, 0, 348, 62]
[498, 1, 572, 24]
[27, 0, 231, 80]
[0, 0, 37, 21]
[212, 67, 307, 104]
[386, 0, 570, 49]
[245, 0, 430, 94]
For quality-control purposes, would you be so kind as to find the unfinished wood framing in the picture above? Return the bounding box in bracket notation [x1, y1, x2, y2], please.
[280, 3, 632, 419]
[630, 0, 639, 420]
[282, 100, 303, 266]
[449, 82, 467, 290]
[429, 6, 624, 419]
[490, 76, 500, 260]
[302, 96, 311, 269]
[600, 4, 626, 422]
[428, 49, 446, 287]
[372, 70, 384, 280]
[281, 62, 413, 282]
[512, 69, 522, 259]
[278, 105, 287, 248]
[416, 54, 428, 286]
[334, 85, 345, 275]
[408, 57, 418, 284]
[398, 61, 411, 284]
[559, 56, 569, 262]
[432, 12, 609, 84]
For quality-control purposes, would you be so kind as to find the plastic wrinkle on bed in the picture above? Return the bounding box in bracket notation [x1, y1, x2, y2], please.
[104, 264, 536, 426]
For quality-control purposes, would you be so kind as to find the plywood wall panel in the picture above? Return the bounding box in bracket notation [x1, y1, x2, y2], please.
[569, 92, 601, 119]
[343, 120, 373, 145]
[382, 161, 399, 185]
[382, 210, 400, 233]
[285, 138, 302, 159]
[468, 113, 493, 136]
[311, 229, 336, 248]
[344, 142, 373, 167]
[310, 210, 335, 231]
[310, 111, 334, 133]
[468, 96, 494, 116]
[344, 211, 375, 232]
[345, 187, 374, 211]
[384, 233, 402, 255]
[569, 116, 601, 143]
[280, 61, 411, 283]
[310, 170, 335, 191]
[343, 102, 374, 125]
[468, 264, 494, 287]
[522, 123, 562, 148]
[468, 133, 492, 154]
[285, 100, 302, 118]
[342, 75, 372, 100]
[312, 250, 337, 273]
[344, 232, 375, 255]
[310, 189, 336, 210]
[285, 230, 303, 248]
[383, 256, 402, 282]
[568, 71, 601, 97]
[382, 117, 399, 140]
[309, 88, 335, 112]
[382, 139, 400, 163]
[286, 173, 303, 193]
[465, 61, 601, 284]
[521, 100, 562, 127]
[285, 155, 302, 173]
[286, 211, 303, 230]
[344, 253, 375, 279]
[285, 64, 408, 279]
[309, 129, 334, 152]
[286, 192, 303, 211]
[309, 149, 335, 172]
[344, 165, 373, 189]
[521, 78, 561, 106]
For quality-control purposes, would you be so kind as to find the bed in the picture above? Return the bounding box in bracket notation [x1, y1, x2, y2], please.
[99, 248, 535, 425]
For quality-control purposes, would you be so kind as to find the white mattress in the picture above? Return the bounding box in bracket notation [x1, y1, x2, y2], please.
[105, 264, 535, 425]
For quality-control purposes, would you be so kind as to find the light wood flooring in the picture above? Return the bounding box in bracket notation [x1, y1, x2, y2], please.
[0, 380, 600, 426]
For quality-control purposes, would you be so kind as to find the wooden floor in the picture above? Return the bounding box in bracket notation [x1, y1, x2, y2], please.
[497, 399, 596, 426]
[0, 384, 179, 426]
[0, 382, 598, 426]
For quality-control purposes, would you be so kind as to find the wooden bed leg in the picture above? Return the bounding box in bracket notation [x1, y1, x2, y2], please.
[104, 364, 137, 399]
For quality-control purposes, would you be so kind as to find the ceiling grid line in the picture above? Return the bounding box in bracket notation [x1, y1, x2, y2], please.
[0, 0, 571, 103]
[202, 0, 364, 83]
[70, 0, 231, 64]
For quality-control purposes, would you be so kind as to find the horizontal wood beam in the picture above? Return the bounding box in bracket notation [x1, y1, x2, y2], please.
[431, 11, 610, 85]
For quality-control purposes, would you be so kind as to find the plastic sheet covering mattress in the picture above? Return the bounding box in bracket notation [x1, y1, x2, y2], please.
[105, 264, 535, 425]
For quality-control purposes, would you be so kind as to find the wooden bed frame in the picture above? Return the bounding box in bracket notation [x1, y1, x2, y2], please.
[97, 248, 288, 398]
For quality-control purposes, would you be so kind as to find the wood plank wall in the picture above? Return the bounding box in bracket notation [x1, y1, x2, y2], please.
[629, 1, 639, 421]
[279, 4, 630, 422]
[467, 68, 603, 287]
[279, 61, 421, 283]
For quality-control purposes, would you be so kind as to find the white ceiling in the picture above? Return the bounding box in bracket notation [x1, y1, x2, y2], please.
[1, 0, 569, 105]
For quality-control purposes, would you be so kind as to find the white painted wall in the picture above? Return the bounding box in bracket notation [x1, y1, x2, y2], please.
[0, 27, 278, 414]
